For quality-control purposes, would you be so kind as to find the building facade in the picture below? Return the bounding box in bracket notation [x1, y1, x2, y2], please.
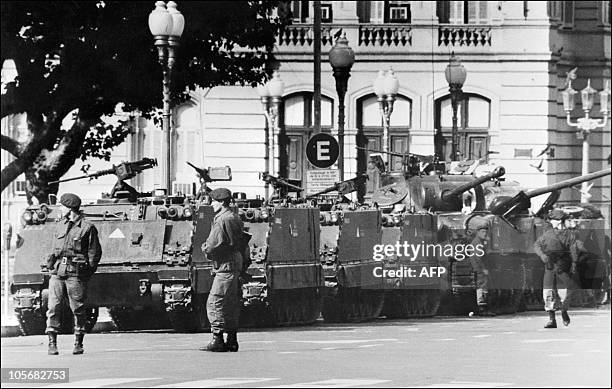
[2, 0, 611, 233]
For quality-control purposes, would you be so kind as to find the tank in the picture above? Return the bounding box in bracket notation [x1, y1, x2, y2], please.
[236, 175, 323, 326]
[437, 168, 611, 315]
[486, 169, 611, 312]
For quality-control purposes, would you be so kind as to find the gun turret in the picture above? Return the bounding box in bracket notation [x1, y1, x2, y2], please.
[50, 158, 158, 185]
[306, 173, 368, 201]
[489, 168, 611, 218]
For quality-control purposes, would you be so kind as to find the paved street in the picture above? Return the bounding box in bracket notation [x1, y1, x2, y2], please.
[1, 308, 610, 388]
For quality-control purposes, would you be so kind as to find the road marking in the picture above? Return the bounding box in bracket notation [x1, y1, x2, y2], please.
[522, 339, 573, 343]
[434, 338, 456, 341]
[290, 339, 396, 344]
[548, 353, 574, 357]
[502, 332, 516, 335]
[278, 351, 298, 354]
[403, 327, 420, 331]
[45, 378, 158, 388]
[321, 347, 337, 350]
[266, 379, 390, 388]
[358, 344, 382, 348]
[472, 335, 491, 338]
[414, 381, 512, 388]
[158, 378, 279, 388]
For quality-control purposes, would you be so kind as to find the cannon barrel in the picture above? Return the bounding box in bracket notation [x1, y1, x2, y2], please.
[490, 168, 611, 217]
[440, 166, 505, 203]
[525, 168, 611, 198]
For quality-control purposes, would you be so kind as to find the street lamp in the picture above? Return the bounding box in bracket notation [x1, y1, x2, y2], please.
[372, 68, 400, 166]
[562, 74, 610, 203]
[444, 53, 467, 162]
[329, 33, 355, 181]
[149, 0, 184, 195]
[258, 70, 285, 198]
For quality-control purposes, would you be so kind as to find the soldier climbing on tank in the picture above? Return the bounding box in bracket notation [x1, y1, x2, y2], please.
[534, 208, 585, 328]
[466, 216, 495, 317]
[200, 188, 249, 352]
[44, 193, 102, 355]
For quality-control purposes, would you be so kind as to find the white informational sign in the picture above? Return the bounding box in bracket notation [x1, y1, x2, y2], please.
[306, 169, 340, 196]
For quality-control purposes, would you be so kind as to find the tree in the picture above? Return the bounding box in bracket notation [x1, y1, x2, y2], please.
[1, 1, 288, 204]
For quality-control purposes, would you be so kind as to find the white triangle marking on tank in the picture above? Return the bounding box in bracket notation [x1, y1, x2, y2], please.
[108, 228, 125, 239]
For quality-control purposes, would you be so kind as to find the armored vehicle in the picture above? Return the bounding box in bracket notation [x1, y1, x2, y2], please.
[306, 175, 386, 322]
[486, 169, 611, 313]
[372, 163, 507, 318]
[236, 175, 323, 326]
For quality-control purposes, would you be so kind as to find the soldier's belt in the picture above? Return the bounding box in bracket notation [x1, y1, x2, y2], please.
[59, 256, 85, 265]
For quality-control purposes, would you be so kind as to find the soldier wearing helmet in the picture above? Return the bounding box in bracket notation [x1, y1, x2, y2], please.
[200, 188, 247, 352]
[466, 216, 495, 317]
[45, 193, 101, 355]
[534, 208, 585, 328]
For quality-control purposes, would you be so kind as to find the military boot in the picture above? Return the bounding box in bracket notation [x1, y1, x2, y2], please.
[477, 306, 496, 317]
[47, 332, 59, 355]
[226, 331, 239, 352]
[561, 310, 570, 326]
[544, 310, 557, 328]
[73, 333, 84, 355]
[199, 332, 227, 352]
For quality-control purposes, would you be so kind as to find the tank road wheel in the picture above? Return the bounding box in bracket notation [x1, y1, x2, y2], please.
[15, 308, 47, 336]
[109, 307, 171, 331]
[322, 288, 384, 323]
[169, 294, 210, 333]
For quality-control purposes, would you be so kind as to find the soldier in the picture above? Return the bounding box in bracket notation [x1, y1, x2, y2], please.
[200, 188, 246, 352]
[534, 208, 583, 328]
[466, 216, 495, 317]
[45, 193, 101, 355]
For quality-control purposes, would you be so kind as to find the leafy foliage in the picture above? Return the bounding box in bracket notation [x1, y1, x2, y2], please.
[1, 1, 288, 200]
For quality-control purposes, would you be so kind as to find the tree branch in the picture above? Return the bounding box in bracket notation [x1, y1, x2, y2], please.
[0, 133, 21, 157]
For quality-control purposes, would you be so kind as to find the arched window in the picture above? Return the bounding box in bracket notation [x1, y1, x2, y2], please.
[357, 94, 411, 194]
[434, 93, 490, 161]
[279, 92, 334, 188]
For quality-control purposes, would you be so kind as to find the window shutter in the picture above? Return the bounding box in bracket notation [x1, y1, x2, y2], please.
[449, 1, 464, 24]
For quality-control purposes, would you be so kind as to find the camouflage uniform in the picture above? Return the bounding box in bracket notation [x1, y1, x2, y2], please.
[204, 207, 244, 335]
[46, 213, 101, 334]
[534, 228, 581, 312]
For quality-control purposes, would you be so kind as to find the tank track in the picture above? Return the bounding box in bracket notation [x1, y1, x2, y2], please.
[241, 288, 321, 326]
[15, 305, 98, 335]
[167, 294, 210, 333]
[108, 307, 171, 331]
[381, 289, 442, 318]
[321, 287, 385, 323]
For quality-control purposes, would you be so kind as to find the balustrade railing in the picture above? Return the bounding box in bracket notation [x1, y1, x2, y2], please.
[438, 25, 492, 47]
[359, 24, 412, 47]
[277, 24, 334, 46]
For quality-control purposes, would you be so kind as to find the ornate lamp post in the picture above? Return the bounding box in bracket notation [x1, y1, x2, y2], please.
[149, 1, 184, 194]
[372, 69, 400, 166]
[444, 53, 467, 162]
[257, 71, 285, 198]
[562, 75, 610, 203]
[329, 34, 355, 181]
